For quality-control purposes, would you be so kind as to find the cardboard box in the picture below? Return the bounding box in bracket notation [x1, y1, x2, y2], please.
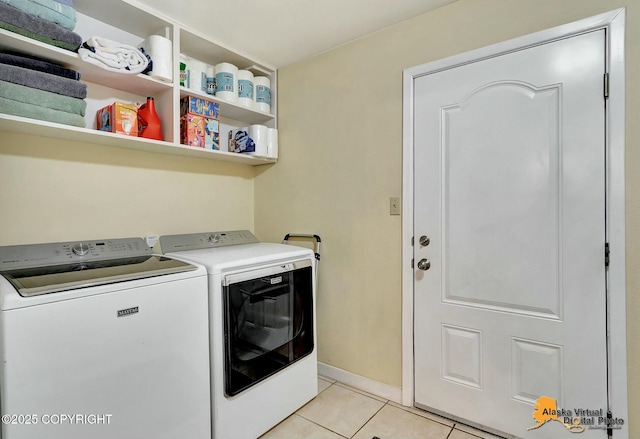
[204, 118, 219, 150]
[180, 96, 219, 119]
[181, 114, 220, 150]
[181, 114, 205, 148]
[96, 102, 138, 136]
[228, 127, 255, 153]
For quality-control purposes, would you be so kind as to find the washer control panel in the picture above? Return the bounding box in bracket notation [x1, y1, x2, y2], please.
[159, 230, 259, 253]
[0, 238, 152, 270]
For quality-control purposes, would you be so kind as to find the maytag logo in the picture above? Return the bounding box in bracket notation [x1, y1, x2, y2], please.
[117, 306, 139, 318]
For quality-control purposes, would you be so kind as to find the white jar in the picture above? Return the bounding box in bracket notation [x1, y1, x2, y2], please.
[214, 62, 238, 103]
[237, 70, 254, 108]
[254, 76, 271, 113]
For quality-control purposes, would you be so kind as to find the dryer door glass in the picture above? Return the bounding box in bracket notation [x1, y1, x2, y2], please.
[223, 260, 314, 396]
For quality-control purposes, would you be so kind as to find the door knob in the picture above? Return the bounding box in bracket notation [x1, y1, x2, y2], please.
[417, 258, 431, 271]
[419, 235, 430, 246]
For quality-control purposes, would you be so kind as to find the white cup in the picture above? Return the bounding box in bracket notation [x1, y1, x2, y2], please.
[248, 125, 268, 156]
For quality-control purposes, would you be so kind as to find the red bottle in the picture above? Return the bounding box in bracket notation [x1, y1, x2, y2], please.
[138, 97, 163, 140]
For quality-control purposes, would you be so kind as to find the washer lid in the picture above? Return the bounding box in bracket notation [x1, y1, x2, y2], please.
[0, 255, 197, 297]
[0, 238, 198, 297]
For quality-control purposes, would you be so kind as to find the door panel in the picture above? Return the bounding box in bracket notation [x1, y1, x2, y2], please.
[511, 338, 563, 405]
[442, 81, 562, 318]
[441, 324, 483, 389]
[413, 30, 606, 438]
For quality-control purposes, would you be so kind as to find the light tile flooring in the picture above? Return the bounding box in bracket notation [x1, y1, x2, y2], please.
[261, 376, 505, 439]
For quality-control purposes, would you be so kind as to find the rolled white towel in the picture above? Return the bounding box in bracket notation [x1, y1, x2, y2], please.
[78, 36, 149, 74]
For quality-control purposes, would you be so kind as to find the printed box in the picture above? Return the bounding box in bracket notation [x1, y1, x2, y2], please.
[204, 118, 219, 150]
[96, 102, 138, 136]
[228, 127, 255, 153]
[181, 114, 219, 150]
[180, 95, 219, 119]
[180, 114, 205, 148]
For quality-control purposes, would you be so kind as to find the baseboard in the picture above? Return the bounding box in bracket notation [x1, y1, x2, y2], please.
[317, 362, 403, 404]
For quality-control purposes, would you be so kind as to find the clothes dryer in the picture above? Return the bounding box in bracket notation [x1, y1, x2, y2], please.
[160, 230, 317, 439]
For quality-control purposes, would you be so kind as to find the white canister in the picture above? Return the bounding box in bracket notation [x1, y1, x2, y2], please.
[237, 70, 254, 109]
[247, 125, 268, 156]
[215, 62, 238, 103]
[254, 76, 271, 113]
[206, 64, 215, 95]
[140, 35, 172, 82]
[267, 128, 278, 158]
[188, 58, 208, 94]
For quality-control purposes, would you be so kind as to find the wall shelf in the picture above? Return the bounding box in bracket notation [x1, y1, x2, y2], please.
[0, 0, 278, 166]
[179, 88, 273, 125]
[0, 115, 276, 165]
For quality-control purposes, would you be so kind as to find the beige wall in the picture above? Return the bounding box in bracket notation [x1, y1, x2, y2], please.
[0, 0, 637, 435]
[254, 0, 639, 434]
[0, 132, 255, 246]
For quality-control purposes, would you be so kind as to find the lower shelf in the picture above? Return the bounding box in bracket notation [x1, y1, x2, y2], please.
[0, 114, 277, 165]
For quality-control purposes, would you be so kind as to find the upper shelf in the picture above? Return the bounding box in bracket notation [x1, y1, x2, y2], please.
[179, 87, 273, 124]
[73, 0, 174, 43]
[178, 26, 273, 76]
[73, 0, 275, 74]
[0, 29, 172, 97]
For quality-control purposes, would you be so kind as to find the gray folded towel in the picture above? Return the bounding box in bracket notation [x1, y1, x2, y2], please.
[0, 0, 77, 31]
[0, 80, 86, 116]
[0, 2, 82, 51]
[0, 52, 80, 80]
[0, 96, 85, 127]
[0, 63, 86, 99]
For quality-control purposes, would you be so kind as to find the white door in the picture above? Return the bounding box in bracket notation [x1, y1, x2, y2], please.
[413, 30, 607, 438]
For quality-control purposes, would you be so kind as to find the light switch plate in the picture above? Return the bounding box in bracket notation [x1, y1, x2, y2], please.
[390, 197, 401, 215]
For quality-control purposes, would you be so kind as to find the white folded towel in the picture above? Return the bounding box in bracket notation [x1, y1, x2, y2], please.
[78, 36, 149, 74]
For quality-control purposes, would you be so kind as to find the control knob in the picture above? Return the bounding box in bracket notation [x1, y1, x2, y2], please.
[208, 234, 221, 245]
[72, 243, 90, 256]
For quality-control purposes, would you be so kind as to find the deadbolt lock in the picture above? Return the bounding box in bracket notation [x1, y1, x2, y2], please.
[419, 235, 430, 246]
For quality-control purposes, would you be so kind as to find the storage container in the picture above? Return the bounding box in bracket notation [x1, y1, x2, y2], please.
[96, 102, 138, 136]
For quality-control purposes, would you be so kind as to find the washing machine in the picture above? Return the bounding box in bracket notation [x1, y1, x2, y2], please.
[160, 230, 317, 439]
[0, 237, 211, 439]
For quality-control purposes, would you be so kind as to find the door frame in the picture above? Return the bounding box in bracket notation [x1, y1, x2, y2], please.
[401, 8, 627, 436]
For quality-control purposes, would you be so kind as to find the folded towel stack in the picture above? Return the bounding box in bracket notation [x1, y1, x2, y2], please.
[0, 52, 86, 127]
[0, 0, 82, 52]
[79, 36, 151, 74]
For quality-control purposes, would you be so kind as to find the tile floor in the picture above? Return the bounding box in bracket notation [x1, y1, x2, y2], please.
[260, 376, 505, 439]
